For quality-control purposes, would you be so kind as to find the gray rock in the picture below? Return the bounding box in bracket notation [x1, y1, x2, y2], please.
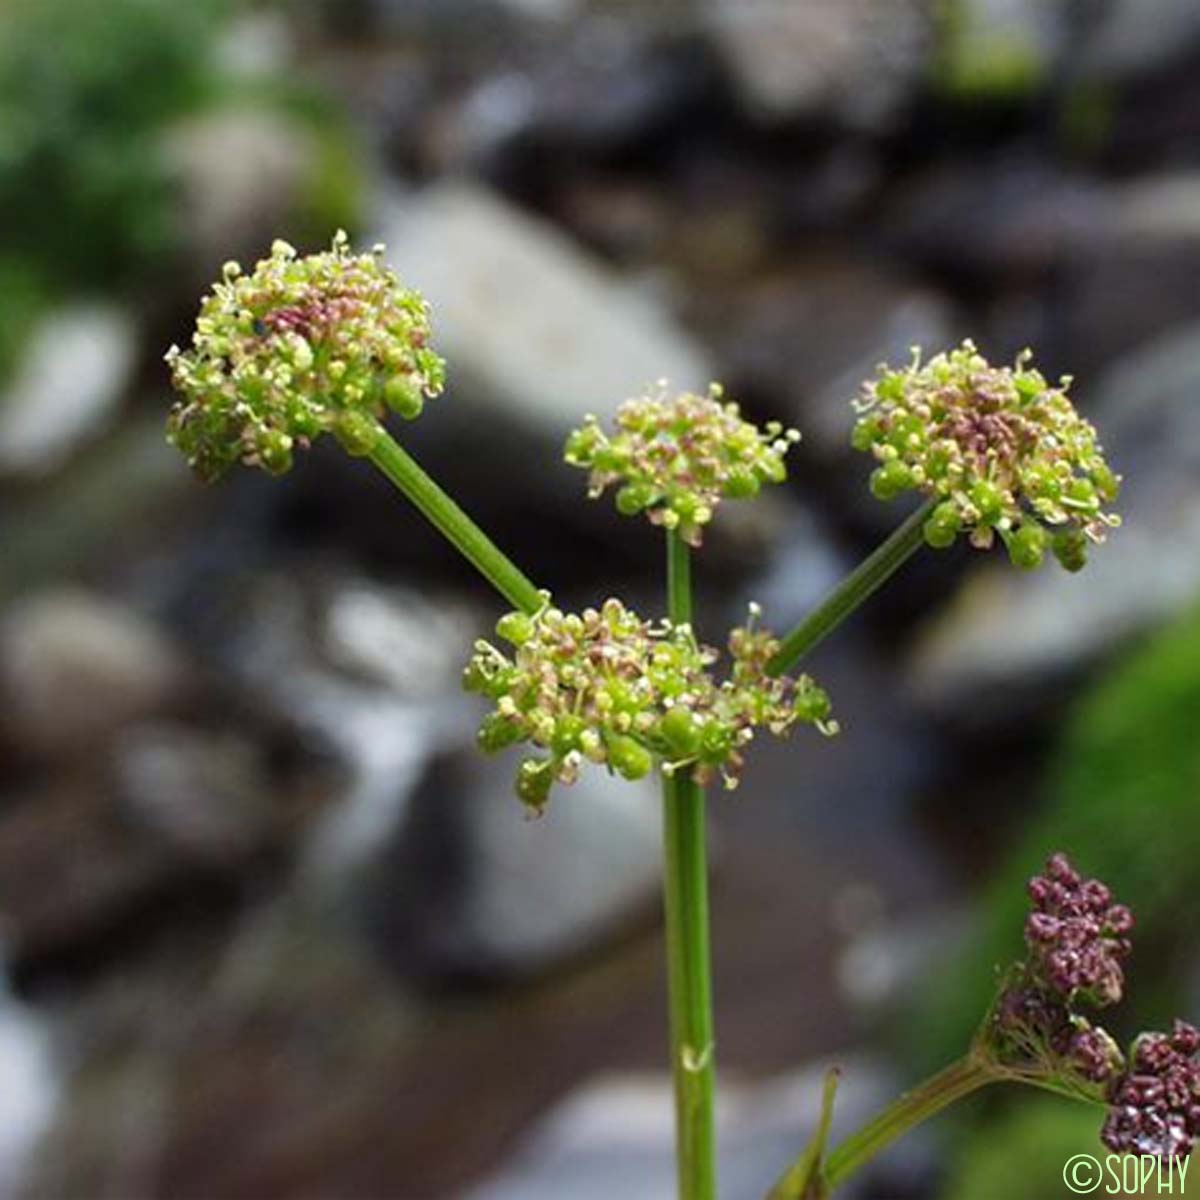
[906, 320, 1200, 719]
[112, 723, 277, 862]
[804, 290, 960, 465]
[0, 590, 185, 755]
[735, 505, 844, 625]
[0, 951, 58, 1199]
[1077, 0, 1200, 80]
[0, 305, 137, 477]
[209, 571, 655, 981]
[1060, 174, 1200, 372]
[219, 576, 474, 882]
[467, 1058, 911, 1200]
[371, 749, 661, 978]
[499, 0, 579, 19]
[884, 161, 1200, 379]
[882, 159, 1108, 280]
[837, 908, 971, 1016]
[163, 109, 323, 281]
[374, 184, 711, 436]
[454, 764, 660, 972]
[713, 260, 956, 534]
[703, 0, 930, 129]
[1105, 172, 1200, 247]
[1, 417, 189, 603]
[321, 582, 480, 697]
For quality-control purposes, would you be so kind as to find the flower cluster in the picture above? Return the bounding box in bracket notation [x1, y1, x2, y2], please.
[1025, 852, 1134, 1007]
[166, 232, 445, 481]
[991, 987, 1124, 1088]
[462, 598, 836, 811]
[851, 341, 1120, 571]
[987, 854, 1131, 1087]
[1102, 1022, 1200, 1159]
[564, 383, 799, 547]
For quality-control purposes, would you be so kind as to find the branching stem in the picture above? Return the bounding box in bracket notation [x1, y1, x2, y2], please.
[767, 500, 934, 676]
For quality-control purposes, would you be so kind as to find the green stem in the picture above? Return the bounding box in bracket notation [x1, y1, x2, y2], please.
[766, 500, 934, 677]
[817, 1056, 995, 1194]
[662, 530, 717, 1200]
[366, 423, 543, 615]
[766, 1069, 841, 1200]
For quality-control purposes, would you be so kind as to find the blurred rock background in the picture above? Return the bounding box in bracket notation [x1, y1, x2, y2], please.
[1, 0, 1199, 1196]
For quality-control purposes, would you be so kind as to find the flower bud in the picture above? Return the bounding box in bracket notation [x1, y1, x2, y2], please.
[515, 758, 555, 811]
[724, 467, 762, 499]
[869, 460, 912, 501]
[478, 713, 525, 754]
[970, 480, 1004, 525]
[495, 610, 535, 646]
[551, 714, 586, 756]
[698, 721, 736, 766]
[255, 429, 294, 476]
[1052, 529, 1089, 573]
[923, 500, 961, 550]
[385, 375, 425, 420]
[1005, 522, 1048, 571]
[793, 681, 832, 725]
[659, 707, 701, 756]
[616, 482, 657, 515]
[333, 411, 378, 457]
[608, 735, 653, 781]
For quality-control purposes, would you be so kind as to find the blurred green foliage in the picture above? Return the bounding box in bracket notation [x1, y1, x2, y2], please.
[913, 603, 1200, 1072]
[943, 1097, 1196, 1199]
[0, 0, 361, 383]
[933, 0, 1046, 104]
[0, 0, 229, 291]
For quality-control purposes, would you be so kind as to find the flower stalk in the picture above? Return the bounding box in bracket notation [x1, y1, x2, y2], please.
[767, 500, 933, 676]
[662, 529, 718, 1200]
[821, 1055, 993, 1193]
[364, 421, 543, 614]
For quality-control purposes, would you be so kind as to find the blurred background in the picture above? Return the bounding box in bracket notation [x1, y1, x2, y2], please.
[2, 0, 1200, 1196]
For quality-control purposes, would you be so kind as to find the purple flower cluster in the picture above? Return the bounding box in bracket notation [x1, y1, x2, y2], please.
[983, 853, 1200, 1160]
[1025, 852, 1134, 1006]
[1072, 1026, 1124, 1085]
[992, 983, 1122, 1086]
[988, 855, 1130, 1087]
[1102, 1022, 1200, 1159]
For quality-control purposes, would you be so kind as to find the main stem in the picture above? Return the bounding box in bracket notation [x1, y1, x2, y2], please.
[662, 530, 717, 1200]
[366, 423, 543, 615]
[766, 499, 934, 677]
[820, 1056, 993, 1194]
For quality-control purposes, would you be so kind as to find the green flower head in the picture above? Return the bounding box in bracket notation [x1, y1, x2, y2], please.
[165, 231, 445, 481]
[851, 341, 1121, 572]
[464, 597, 835, 812]
[564, 382, 800, 547]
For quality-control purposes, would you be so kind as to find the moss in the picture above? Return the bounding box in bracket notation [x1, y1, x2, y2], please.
[944, 1097, 1197, 1199]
